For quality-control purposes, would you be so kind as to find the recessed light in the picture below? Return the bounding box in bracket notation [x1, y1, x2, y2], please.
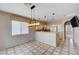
[44, 16, 46, 18]
[52, 13, 55, 15]
[38, 18, 40, 19]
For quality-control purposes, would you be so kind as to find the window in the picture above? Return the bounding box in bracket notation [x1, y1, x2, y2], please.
[12, 20, 29, 35]
[21, 22, 29, 34]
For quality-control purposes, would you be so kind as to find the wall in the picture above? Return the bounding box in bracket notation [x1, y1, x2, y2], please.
[12, 27, 35, 47]
[74, 27, 79, 47]
[0, 12, 35, 50]
[35, 31, 56, 47]
[47, 20, 65, 45]
[48, 21, 64, 34]
[0, 12, 12, 50]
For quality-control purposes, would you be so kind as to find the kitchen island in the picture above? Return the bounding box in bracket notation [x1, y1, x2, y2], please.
[35, 31, 56, 47]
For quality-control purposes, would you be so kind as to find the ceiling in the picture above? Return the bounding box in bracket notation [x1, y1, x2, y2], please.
[0, 3, 79, 22]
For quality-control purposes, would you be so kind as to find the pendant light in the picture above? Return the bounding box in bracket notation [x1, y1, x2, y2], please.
[29, 5, 40, 26]
[24, 3, 40, 26]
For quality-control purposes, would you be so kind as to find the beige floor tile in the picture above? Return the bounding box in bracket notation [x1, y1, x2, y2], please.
[39, 49, 45, 53]
[47, 47, 55, 52]
[7, 48, 14, 52]
[44, 47, 55, 55]
[52, 52, 60, 55]
[24, 51, 33, 55]
[0, 39, 78, 55]
[60, 51, 67, 54]
[60, 51, 68, 55]
[7, 52, 15, 55]
[0, 50, 6, 55]
[7, 48, 15, 55]
[54, 49, 60, 53]
[44, 51, 52, 55]
[31, 49, 41, 55]
[34, 51, 42, 55]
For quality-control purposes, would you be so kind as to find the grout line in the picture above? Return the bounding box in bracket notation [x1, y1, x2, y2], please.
[50, 47, 57, 55]
[13, 47, 16, 55]
[59, 39, 66, 55]
[6, 48, 7, 55]
[42, 46, 51, 55]
[68, 39, 70, 55]
[1, 40, 78, 55]
[23, 44, 35, 55]
[72, 39, 79, 55]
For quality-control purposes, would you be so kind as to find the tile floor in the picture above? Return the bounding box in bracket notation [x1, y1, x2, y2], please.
[0, 38, 78, 55]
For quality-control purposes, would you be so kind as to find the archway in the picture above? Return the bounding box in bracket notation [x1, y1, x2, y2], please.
[64, 21, 72, 40]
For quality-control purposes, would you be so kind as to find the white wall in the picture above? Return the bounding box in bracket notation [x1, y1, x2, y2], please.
[35, 31, 56, 47]
[0, 12, 35, 50]
[0, 12, 12, 50]
[12, 27, 35, 47]
[74, 27, 79, 47]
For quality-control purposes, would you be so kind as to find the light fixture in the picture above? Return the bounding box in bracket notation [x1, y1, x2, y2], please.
[31, 5, 35, 10]
[24, 3, 40, 26]
[30, 5, 35, 21]
[44, 16, 47, 20]
[28, 22, 40, 26]
[52, 13, 55, 15]
[29, 5, 40, 26]
[52, 13, 55, 20]
[24, 3, 32, 7]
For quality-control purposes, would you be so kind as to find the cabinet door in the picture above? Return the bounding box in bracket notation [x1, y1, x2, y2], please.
[56, 32, 63, 47]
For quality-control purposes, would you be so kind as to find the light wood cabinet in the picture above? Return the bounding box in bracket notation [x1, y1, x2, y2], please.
[56, 32, 64, 47]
